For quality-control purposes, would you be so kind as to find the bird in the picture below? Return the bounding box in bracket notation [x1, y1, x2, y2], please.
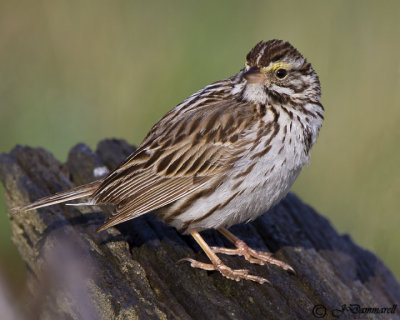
[13, 39, 324, 284]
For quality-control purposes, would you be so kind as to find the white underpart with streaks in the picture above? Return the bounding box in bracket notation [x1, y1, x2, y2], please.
[169, 101, 323, 232]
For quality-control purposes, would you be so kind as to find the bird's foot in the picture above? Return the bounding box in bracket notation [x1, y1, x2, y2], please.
[212, 237, 295, 273]
[179, 257, 269, 284]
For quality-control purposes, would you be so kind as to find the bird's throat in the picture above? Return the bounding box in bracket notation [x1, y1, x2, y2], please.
[242, 83, 268, 104]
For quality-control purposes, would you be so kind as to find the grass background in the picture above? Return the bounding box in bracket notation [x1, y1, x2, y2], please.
[1, 0, 399, 297]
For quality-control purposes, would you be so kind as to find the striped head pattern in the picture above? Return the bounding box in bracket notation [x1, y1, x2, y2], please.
[240, 40, 321, 107]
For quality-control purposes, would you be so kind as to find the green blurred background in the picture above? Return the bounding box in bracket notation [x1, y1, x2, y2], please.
[0, 0, 399, 297]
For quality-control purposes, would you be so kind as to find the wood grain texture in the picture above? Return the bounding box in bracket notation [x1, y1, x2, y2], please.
[1, 139, 399, 320]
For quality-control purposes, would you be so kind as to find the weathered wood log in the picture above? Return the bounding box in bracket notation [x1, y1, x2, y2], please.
[1, 139, 399, 320]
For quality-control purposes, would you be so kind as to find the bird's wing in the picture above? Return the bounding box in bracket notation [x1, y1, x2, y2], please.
[94, 98, 258, 231]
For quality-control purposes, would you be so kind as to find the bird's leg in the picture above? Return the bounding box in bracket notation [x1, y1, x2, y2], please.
[212, 227, 295, 273]
[180, 231, 269, 284]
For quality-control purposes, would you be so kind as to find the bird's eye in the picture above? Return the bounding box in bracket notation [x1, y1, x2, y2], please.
[276, 68, 287, 79]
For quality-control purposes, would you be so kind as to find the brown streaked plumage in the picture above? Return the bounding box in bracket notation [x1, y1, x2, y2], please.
[13, 40, 324, 284]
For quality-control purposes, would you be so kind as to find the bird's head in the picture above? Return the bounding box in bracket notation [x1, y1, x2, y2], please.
[240, 40, 321, 106]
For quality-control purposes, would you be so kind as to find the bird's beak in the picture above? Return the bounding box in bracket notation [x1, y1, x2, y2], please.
[243, 66, 266, 84]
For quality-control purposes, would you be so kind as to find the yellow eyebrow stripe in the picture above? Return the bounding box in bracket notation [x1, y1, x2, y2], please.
[262, 62, 290, 72]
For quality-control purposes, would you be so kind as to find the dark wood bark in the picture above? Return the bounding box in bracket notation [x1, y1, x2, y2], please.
[1, 139, 399, 320]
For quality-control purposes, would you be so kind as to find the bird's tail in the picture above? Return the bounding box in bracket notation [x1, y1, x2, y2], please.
[12, 180, 102, 213]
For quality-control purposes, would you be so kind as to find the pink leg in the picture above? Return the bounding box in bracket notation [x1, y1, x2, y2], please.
[179, 231, 270, 284]
[212, 228, 295, 273]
